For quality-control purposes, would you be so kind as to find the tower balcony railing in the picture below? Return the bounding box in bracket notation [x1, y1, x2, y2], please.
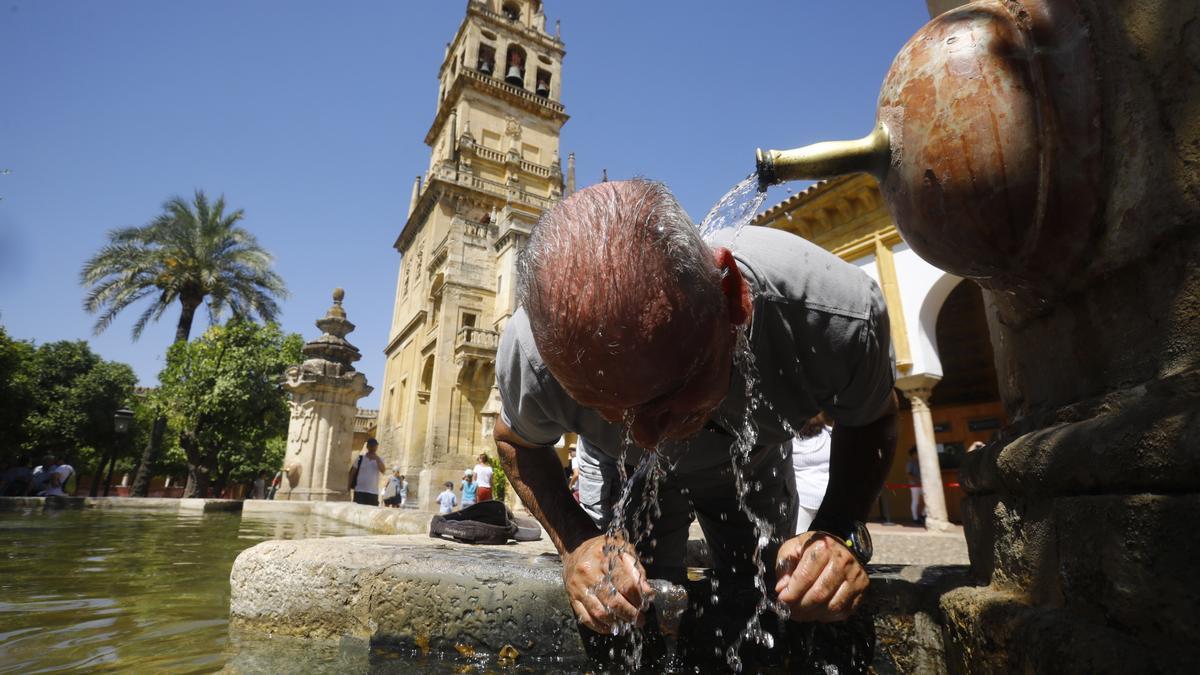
[466, 143, 554, 179]
[428, 162, 556, 211]
[459, 68, 565, 114]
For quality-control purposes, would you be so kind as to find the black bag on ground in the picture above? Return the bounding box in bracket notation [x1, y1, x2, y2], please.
[428, 500, 542, 544]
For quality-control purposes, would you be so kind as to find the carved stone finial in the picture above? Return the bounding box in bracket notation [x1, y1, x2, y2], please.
[333, 287, 345, 303]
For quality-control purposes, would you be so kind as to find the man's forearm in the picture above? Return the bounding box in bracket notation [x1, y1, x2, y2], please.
[815, 392, 899, 526]
[496, 440, 600, 555]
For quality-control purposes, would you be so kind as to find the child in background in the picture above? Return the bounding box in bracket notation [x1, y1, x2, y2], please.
[436, 481, 457, 514]
[460, 470, 478, 507]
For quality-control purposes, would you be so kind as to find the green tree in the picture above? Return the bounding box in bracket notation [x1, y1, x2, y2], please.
[4, 337, 136, 490]
[0, 326, 36, 464]
[157, 320, 302, 498]
[79, 190, 287, 495]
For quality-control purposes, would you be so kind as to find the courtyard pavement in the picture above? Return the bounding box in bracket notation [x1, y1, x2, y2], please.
[867, 521, 970, 566]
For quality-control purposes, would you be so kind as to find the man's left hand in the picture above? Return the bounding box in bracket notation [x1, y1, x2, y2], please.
[774, 531, 868, 622]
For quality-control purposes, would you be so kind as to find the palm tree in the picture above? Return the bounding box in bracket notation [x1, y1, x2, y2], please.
[81, 190, 287, 497]
[82, 190, 286, 344]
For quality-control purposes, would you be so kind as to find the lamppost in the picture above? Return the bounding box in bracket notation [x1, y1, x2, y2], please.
[107, 408, 135, 497]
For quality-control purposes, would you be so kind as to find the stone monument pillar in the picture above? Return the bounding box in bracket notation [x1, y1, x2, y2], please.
[277, 289, 373, 502]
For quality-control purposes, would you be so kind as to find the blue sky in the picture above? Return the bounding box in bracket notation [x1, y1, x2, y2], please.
[0, 1, 928, 407]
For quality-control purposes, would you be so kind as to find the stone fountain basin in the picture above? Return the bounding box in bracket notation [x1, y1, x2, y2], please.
[229, 532, 968, 671]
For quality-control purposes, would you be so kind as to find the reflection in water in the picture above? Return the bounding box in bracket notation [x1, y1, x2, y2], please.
[0, 508, 372, 673]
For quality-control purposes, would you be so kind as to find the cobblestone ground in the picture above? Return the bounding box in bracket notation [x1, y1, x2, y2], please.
[867, 521, 970, 566]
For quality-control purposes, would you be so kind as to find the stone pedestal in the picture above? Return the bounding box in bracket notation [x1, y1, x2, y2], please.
[277, 289, 373, 502]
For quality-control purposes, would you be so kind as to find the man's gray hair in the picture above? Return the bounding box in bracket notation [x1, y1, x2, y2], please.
[517, 179, 723, 362]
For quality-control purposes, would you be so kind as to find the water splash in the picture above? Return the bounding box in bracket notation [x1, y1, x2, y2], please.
[698, 174, 769, 244]
[720, 325, 793, 671]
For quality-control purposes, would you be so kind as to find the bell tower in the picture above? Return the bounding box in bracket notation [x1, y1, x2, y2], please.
[378, 0, 569, 509]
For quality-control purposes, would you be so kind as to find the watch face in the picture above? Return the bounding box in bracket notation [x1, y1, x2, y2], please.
[853, 521, 873, 563]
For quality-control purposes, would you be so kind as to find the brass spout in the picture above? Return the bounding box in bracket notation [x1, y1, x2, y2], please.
[756, 123, 891, 188]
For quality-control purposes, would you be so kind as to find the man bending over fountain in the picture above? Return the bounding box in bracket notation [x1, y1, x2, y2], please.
[494, 179, 897, 647]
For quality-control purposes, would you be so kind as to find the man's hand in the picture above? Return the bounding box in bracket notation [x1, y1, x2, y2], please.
[774, 532, 868, 623]
[562, 533, 652, 634]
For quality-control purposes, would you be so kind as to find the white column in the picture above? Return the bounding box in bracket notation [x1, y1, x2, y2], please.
[897, 373, 953, 531]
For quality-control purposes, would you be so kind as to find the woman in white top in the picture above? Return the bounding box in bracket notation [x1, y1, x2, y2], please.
[352, 439, 386, 506]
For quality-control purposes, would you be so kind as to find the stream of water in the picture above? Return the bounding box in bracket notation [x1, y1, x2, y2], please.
[698, 173, 770, 245]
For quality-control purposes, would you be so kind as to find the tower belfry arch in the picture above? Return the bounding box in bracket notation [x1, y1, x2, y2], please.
[379, 0, 569, 509]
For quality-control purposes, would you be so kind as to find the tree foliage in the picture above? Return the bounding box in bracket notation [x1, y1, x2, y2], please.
[0, 326, 36, 458]
[157, 320, 302, 497]
[0, 327, 136, 477]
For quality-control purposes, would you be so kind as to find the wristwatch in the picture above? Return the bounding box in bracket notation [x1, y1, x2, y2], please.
[809, 517, 873, 566]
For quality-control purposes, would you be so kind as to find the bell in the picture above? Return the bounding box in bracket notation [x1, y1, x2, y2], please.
[505, 65, 523, 86]
[536, 81, 549, 97]
[478, 60, 492, 76]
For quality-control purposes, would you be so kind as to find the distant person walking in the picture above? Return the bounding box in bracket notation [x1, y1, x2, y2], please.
[436, 481, 457, 514]
[460, 470, 478, 507]
[383, 468, 405, 508]
[906, 446, 925, 524]
[349, 438, 386, 506]
[473, 453, 494, 502]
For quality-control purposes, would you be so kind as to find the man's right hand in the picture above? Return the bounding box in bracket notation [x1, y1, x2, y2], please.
[562, 534, 652, 634]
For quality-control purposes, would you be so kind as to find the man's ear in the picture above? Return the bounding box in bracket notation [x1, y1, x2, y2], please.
[713, 247, 752, 326]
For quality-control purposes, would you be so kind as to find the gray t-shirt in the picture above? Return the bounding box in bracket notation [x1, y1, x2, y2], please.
[497, 226, 895, 473]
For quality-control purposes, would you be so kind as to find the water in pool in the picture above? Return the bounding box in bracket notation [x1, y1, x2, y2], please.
[0, 507, 374, 673]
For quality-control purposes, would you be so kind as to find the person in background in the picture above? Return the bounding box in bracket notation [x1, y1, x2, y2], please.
[251, 470, 267, 499]
[473, 453, 494, 502]
[43, 455, 75, 497]
[351, 438, 386, 506]
[436, 481, 457, 514]
[267, 469, 283, 500]
[567, 447, 581, 503]
[906, 446, 925, 525]
[0, 456, 33, 496]
[383, 467, 404, 508]
[792, 412, 833, 533]
[399, 474, 409, 506]
[28, 455, 57, 495]
[461, 470, 478, 508]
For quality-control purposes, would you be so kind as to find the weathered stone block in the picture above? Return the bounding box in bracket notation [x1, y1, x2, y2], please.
[1054, 494, 1200, 655]
[229, 534, 972, 670]
[229, 535, 581, 659]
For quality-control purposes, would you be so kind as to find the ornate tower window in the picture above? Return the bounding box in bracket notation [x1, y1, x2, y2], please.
[501, 2, 520, 22]
[477, 43, 496, 76]
[505, 44, 527, 88]
[536, 67, 552, 97]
